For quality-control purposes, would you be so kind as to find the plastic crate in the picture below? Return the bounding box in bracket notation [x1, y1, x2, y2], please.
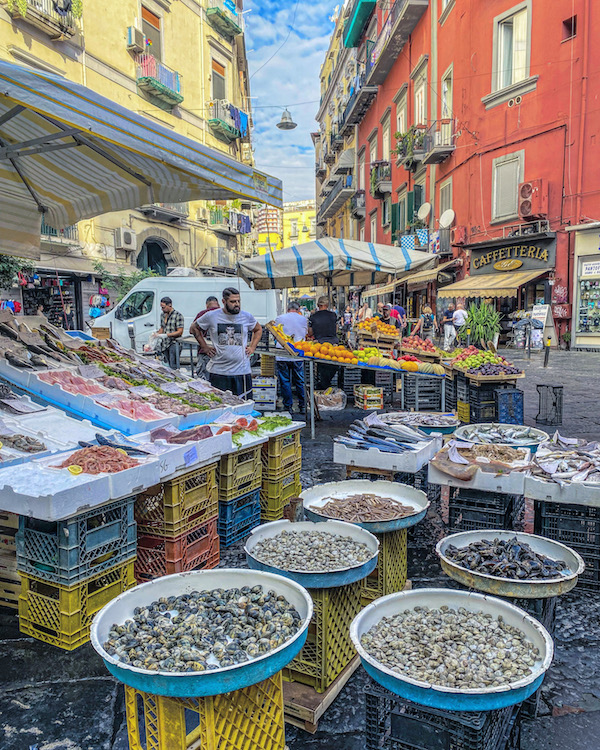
[260, 471, 301, 521]
[135, 464, 218, 538]
[395, 467, 441, 505]
[217, 489, 261, 547]
[125, 673, 285, 750]
[496, 389, 524, 425]
[260, 353, 275, 377]
[253, 376, 277, 410]
[262, 431, 302, 481]
[283, 580, 362, 693]
[365, 679, 519, 750]
[449, 489, 522, 533]
[135, 518, 219, 582]
[456, 373, 469, 402]
[356, 394, 385, 410]
[457, 399, 470, 423]
[469, 402, 497, 423]
[18, 559, 136, 650]
[362, 529, 407, 605]
[534, 501, 600, 591]
[16, 497, 136, 585]
[218, 445, 262, 502]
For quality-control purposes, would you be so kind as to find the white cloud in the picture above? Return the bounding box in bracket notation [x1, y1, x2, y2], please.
[245, 0, 336, 201]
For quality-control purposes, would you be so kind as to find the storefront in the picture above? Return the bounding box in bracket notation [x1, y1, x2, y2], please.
[569, 223, 600, 350]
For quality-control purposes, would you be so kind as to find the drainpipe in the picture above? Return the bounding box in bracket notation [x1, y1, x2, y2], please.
[575, 0, 590, 222]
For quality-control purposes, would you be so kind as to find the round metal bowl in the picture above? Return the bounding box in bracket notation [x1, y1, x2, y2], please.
[378, 413, 459, 435]
[350, 588, 554, 711]
[436, 530, 585, 599]
[301, 480, 429, 534]
[454, 424, 549, 453]
[90, 569, 313, 697]
[245, 519, 379, 589]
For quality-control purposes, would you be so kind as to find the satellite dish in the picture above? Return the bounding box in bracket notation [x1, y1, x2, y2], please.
[417, 202, 432, 222]
[439, 209, 456, 229]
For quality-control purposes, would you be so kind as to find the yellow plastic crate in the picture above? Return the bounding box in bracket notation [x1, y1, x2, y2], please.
[261, 429, 302, 479]
[361, 528, 408, 606]
[260, 472, 301, 521]
[125, 673, 286, 750]
[283, 580, 361, 693]
[260, 353, 276, 377]
[218, 445, 262, 502]
[18, 560, 136, 650]
[457, 399, 470, 423]
[135, 464, 218, 538]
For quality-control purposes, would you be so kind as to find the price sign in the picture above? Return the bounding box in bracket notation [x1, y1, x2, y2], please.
[184, 446, 198, 467]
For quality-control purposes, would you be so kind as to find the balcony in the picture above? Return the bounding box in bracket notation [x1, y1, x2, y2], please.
[366, 0, 429, 85]
[206, 0, 244, 39]
[208, 207, 251, 235]
[343, 0, 377, 48]
[339, 76, 378, 136]
[136, 54, 183, 107]
[351, 189, 366, 219]
[330, 130, 344, 153]
[138, 203, 189, 224]
[41, 219, 79, 242]
[315, 161, 327, 179]
[207, 100, 248, 143]
[323, 146, 336, 165]
[319, 177, 354, 220]
[422, 119, 456, 165]
[7, 0, 79, 40]
[397, 125, 427, 171]
[333, 148, 355, 176]
[370, 161, 392, 196]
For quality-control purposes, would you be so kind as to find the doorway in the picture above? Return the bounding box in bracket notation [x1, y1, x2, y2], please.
[137, 238, 169, 275]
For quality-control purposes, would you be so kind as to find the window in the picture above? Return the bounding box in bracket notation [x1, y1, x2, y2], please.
[492, 151, 524, 221]
[439, 178, 452, 215]
[382, 117, 391, 162]
[414, 74, 427, 125]
[441, 67, 453, 119]
[397, 189, 407, 233]
[212, 60, 226, 101]
[396, 92, 407, 136]
[142, 6, 162, 60]
[382, 197, 391, 227]
[496, 7, 528, 90]
[370, 212, 377, 242]
[290, 219, 298, 238]
[119, 291, 154, 320]
[358, 151, 365, 191]
[562, 16, 577, 40]
[369, 136, 378, 167]
[359, 222, 365, 241]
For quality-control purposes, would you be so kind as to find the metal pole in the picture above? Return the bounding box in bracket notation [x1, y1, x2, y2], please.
[441, 376, 446, 411]
[467, 328, 471, 348]
[527, 323, 532, 360]
[310, 358, 315, 440]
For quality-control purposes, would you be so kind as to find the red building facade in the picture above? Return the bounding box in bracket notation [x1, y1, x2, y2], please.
[345, 0, 598, 334]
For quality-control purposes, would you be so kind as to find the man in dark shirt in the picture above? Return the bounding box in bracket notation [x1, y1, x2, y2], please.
[308, 296, 339, 389]
[381, 304, 400, 329]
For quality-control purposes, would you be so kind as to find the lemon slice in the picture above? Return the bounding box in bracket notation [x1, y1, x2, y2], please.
[116, 449, 128, 456]
[68, 465, 83, 475]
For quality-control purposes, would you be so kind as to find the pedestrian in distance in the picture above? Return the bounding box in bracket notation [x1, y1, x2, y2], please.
[412, 305, 437, 341]
[442, 302, 456, 350]
[155, 296, 184, 369]
[190, 295, 220, 379]
[380, 304, 400, 329]
[308, 296, 339, 390]
[453, 302, 468, 343]
[275, 301, 307, 416]
[194, 287, 262, 399]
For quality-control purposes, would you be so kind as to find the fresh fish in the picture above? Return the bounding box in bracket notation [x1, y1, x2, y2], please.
[95, 433, 152, 456]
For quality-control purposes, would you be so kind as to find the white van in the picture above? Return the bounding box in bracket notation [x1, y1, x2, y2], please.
[91, 277, 281, 352]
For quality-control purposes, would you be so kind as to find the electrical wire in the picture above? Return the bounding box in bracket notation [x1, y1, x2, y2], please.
[249, 0, 302, 81]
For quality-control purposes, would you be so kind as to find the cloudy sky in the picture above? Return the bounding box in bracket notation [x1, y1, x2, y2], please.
[244, 0, 336, 202]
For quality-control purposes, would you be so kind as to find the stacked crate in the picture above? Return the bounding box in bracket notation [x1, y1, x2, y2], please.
[354, 385, 384, 410]
[252, 376, 277, 411]
[16, 498, 137, 649]
[134, 464, 219, 582]
[217, 445, 262, 545]
[456, 372, 470, 422]
[374, 371, 394, 405]
[361, 529, 408, 607]
[260, 429, 302, 521]
[448, 488, 524, 534]
[444, 369, 457, 411]
[496, 388, 524, 425]
[0, 511, 20, 609]
[402, 374, 442, 411]
[341, 366, 362, 403]
[260, 353, 276, 377]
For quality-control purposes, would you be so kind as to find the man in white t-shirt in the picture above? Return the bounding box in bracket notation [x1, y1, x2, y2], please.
[195, 288, 262, 399]
[275, 301, 308, 414]
[452, 302, 468, 341]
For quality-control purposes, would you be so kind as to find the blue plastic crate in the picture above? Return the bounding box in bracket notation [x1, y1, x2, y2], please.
[496, 388, 524, 425]
[218, 489, 261, 547]
[16, 497, 137, 584]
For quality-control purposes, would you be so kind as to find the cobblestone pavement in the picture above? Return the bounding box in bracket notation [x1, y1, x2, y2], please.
[1, 350, 599, 749]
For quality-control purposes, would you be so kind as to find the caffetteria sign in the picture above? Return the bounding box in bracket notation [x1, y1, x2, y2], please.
[470, 237, 556, 275]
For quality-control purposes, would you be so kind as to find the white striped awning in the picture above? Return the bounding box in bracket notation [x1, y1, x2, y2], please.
[0, 61, 282, 259]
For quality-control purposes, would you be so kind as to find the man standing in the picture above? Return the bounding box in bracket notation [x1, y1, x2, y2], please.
[442, 302, 456, 350]
[195, 288, 262, 399]
[308, 296, 339, 390]
[189, 296, 220, 379]
[452, 302, 468, 342]
[156, 297, 184, 369]
[275, 301, 307, 415]
[381, 304, 400, 329]
[393, 303, 407, 331]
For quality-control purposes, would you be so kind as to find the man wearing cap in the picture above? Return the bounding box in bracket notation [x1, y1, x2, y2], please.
[155, 297, 184, 369]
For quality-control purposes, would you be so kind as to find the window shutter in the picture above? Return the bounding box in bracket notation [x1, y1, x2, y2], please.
[391, 202, 398, 238]
[414, 184, 424, 212]
[406, 190, 415, 224]
[495, 159, 520, 218]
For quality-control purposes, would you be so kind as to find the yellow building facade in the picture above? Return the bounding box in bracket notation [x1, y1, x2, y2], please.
[256, 206, 283, 256]
[0, 0, 255, 277]
[282, 200, 316, 248]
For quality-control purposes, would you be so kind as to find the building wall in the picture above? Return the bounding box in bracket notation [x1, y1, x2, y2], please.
[256, 207, 283, 255]
[283, 200, 316, 247]
[0, 0, 255, 273]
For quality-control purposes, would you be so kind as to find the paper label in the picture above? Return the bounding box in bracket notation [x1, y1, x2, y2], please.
[78, 365, 104, 379]
[161, 382, 186, 395]
[184, 446, 198, 466]
[128, 386, 156, 397]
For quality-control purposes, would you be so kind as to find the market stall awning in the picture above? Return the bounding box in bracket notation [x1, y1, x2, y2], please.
[406, 259, 459, 291]
[0, 60, 281, 259]
[37, 255, 124, 277]
[238, 238, 435, 290]
[367, 257, 452, 296]
[437, 269, 548, 299]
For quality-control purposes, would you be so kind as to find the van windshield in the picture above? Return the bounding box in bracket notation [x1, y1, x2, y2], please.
[120, 291, 154, 319]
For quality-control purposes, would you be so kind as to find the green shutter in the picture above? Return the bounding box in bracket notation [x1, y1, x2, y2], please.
[391, 201, 398, 239]
[414, 184, 424, 212]
[406, 190, 415, 224]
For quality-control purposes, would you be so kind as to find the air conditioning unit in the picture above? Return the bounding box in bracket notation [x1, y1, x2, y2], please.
[451, 225, 467, 245]
[518, 179, 548, 221]
[196, 207, 209, 222]
[114, 228, 137, 251]
[127, 26, 145, 53]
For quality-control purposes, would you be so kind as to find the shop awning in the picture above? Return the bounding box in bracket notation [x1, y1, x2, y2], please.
[406, 259, 459, 291]
[0, 60, 281, 259]
[437, 270, 548, 299]
[37, 255, 124, 277]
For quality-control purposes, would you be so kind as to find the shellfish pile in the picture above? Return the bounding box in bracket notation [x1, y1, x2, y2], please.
[361, 605, 540, 689]
[251, 530, 372, 572]
[103, 586, 302, 672]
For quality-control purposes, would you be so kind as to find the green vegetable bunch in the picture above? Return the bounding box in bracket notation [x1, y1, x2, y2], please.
[459, 302, 502, 348]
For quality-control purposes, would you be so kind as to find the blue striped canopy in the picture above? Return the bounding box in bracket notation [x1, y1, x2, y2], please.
[0, 60, 281, 259]
[238, 238, 436, 290]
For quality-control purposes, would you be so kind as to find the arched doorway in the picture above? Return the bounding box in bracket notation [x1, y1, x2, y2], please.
[137, 238, 169, 275]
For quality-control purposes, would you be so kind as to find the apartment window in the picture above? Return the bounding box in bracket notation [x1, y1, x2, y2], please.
[562, 16, 577, 40]
[359, 222, 365, 241]
[414, 74, 427, 126]
[492, 150, 524, 221]
[397, 189, 407, 234]
[396, 92, 407, 136]
[142, 6, 162, 60]
[212, 60, 226, 101]
[382, 197, 391, 227]
[358, 151, 365, 191]
[370, 212, 377, 242]
[290, 219, 298, 238]
[441, 67, 453, 119]
[369, 136, 378, 167]
[382, 117, 391, 162]
[439, 178, 452, 215]
[496, 6, 528, 90]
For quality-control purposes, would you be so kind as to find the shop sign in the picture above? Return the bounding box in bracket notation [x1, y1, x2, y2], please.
[470, 237, 556, 275]
[581, 260, 600, 278]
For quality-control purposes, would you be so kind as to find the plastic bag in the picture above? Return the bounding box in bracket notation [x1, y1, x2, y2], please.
[143, 332, 162, 353]
[315, 387, 347, 411]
